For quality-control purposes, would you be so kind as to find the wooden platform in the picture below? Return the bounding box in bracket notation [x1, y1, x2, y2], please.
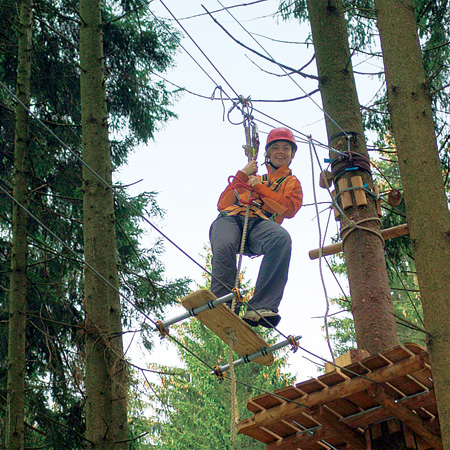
[181, 290, 273, 366]
[237, 343, 441, 450]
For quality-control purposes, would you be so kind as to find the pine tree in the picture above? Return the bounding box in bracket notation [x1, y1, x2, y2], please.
[0, 1, 187, 447]
[6, 0, 33, 448]
[147, 318, 296, 450]
[374, 0, 450, 446]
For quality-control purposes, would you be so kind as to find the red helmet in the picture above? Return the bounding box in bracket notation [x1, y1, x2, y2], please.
[265, 127, 297, 152]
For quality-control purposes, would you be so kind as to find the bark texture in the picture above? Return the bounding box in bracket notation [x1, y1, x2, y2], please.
[306, 0, 399, 354]
[374, 0, 450, 448]
[79, 0, 129, 448]
[6, 1, 33, 448]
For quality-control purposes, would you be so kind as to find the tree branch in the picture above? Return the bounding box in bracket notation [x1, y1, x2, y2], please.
[202, 6, 318, 80]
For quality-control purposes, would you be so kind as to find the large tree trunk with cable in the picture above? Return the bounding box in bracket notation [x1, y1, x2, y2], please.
[374, 0, 450, 447]
[6, 1, 33, 448]
[306, 0, 399, 354]
[79, 0, 129, 448]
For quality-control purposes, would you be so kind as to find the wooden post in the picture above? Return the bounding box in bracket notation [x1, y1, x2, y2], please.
[309, 223, 409, 260]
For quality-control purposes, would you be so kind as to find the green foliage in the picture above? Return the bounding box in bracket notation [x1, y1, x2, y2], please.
[278, 0, 450, 182]
[133, 250, 296, 449]
[146, 317, 296, 450]
[0, 0, 187, 447]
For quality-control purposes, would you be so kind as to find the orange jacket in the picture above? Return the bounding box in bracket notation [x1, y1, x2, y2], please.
[217, 163, 303, 225]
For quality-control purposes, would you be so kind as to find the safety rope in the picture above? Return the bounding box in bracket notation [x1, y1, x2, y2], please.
[228, 100, 259, 449]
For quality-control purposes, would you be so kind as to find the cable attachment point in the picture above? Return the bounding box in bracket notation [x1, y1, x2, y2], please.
[232, 287, 246, 304]
[288, 335, 300, 353]
[156, 320, 169, 339]
[212, 365, 225, 381]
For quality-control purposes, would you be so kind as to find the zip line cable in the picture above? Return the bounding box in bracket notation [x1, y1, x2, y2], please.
[146, 0, 370, 193]
[2, 7, 426, 444]
[149, 1, 349, 157]
[1, 152, 381, 408]
[308, 137, 335, 362]
[156, 0, 240, 100]
[1, 177, 318, 409]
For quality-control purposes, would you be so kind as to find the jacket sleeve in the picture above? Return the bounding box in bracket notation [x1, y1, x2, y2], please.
[252, 176, 303, 218]
[217, 170, 249, 211]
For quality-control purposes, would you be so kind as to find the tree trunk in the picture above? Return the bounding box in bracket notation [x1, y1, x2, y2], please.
[6, 1, 33, 448]
[374, 0, 450, 448]
[306, 0, 399, 354]
[79, 0, 129, 448]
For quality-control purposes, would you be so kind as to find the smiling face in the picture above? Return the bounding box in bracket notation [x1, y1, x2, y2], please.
[267, 140, 295, 168]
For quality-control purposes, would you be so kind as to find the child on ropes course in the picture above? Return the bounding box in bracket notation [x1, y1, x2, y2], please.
[209, 127, 303, 328]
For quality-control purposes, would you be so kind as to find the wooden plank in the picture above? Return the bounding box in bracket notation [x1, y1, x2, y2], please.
[265, 425, 334, 450]
[366, 384, 443, 450]
[181, 290, 273, 366]
[247, 385, 305, 413]
[238, 352, 426, 437]
[373, 185, 382, 217]
[338, 178, 353, 209]
[331, 189, 340, 219]
[309, 223, 410, 259]
[310, 405, 366, 450]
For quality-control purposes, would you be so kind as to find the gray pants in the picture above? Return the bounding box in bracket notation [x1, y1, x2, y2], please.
[209, 215, 292, 313]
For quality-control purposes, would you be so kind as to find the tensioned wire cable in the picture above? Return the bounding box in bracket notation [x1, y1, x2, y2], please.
[1, 2, 389, 389]
[0, 86, 308, 404]
[144, 3, 394, 380]
[0, 183, 382, 411]
[1, 181, 319, 410]
[0, 80, 234, 297]
[1, 12, 406, 450]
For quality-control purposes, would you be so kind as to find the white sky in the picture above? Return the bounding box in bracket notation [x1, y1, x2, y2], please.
[117, 0, 384, 381]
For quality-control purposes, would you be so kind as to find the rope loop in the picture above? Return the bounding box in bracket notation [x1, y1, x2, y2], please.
[227, 175, 256, 205]
[227, 94, 253, 126]
[331, 149, 372, 183]
[210, 85, 223, 100]
[340, 217, 384, 248]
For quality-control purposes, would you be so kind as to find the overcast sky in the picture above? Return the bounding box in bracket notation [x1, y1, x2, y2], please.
[118, 0, 385, 380]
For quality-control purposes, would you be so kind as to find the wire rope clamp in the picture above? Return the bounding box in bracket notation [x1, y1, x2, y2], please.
[232, 287, 246, 305]
[212, 365, 225, 381]
[288, 335, 300, 353]
[156, 320, 170, 339]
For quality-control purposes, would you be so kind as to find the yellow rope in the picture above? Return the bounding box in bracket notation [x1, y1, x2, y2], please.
[227, 115, 256, 449]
